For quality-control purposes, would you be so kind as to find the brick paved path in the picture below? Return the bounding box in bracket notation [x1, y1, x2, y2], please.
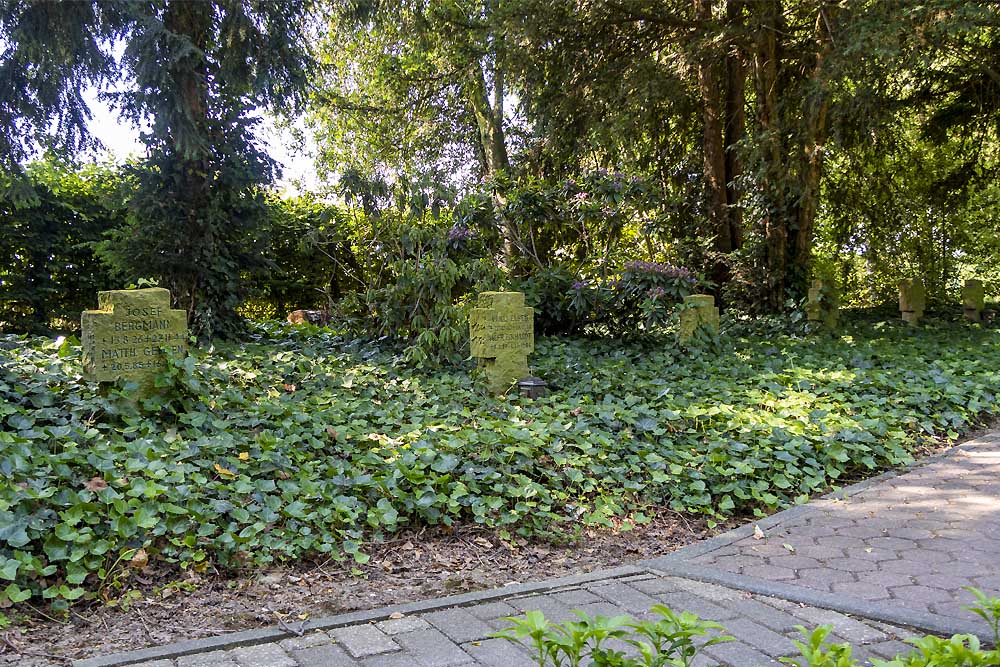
[76, 434, 1000, 667]
[650, 432, 1000, 637]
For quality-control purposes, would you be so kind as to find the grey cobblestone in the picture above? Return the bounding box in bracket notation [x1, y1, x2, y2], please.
[330, 624, 399, 658]
[722, 618, 798, 657]
[290, 643, 357, 667]
[460, 639, 535, 667]
[424, 608, 495, 643]
[376, 616, 432, 635]
[177, 652, 237, 667]
[230, 644, 296, 667]
[393, 628, 473, 666]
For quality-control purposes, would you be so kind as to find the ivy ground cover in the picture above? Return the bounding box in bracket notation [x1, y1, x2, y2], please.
[2, 318, 999, 609]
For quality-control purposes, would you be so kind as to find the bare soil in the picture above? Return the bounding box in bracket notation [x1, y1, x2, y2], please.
[1, 509, 727, 667]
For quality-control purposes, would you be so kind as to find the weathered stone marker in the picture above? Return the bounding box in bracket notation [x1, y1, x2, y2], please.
[805, 280, 840, 329]
[469, 291, 533, 395]
[899, 278, 926, 326]
[82, 288, 188, 394]
[963, 279, 985, 322]
[678, 294, 720, 345]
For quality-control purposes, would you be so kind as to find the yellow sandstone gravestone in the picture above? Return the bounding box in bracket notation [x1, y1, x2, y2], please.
[805, 280, 840, 329]
[678, 294, 719, 345]
[81, 288, 188, 395]
[469, 291, 534, 395]
[899, 279, 926, 327]
[963, 279, 985, 322]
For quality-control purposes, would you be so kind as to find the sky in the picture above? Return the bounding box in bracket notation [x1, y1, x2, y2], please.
[82, 88, 319, 193]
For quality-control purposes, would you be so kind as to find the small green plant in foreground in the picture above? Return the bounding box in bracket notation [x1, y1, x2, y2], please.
[492, 604, 732, 667]
[495, 589, 1000, 667]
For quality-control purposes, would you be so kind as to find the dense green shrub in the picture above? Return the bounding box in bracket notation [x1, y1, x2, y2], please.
[2, 317, 999, 608]
[0, 160, 125, 333]
[515, 261, 700, 336]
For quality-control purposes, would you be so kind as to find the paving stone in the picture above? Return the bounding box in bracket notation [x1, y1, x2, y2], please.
[587, 581, 660, 613]
[508, 594, 576, 622]
[376, 616, 432, 635]
[865, 640, 918, 660]
[423, 607, 495, 643]
[631, 577, 684, 596]
[572, 600, 630, 619]
[360, 653, 431, 667]
[177, 652, 238, 667]
[727, 598, 803, 632]
[656, 592, 741, 622]
[292, 642, 358, 667]
[278, 631, 335, 651]
[705, 640, 782, 666]
[668, 578, 744, 602]
[721, 618, 798, 657]
[330, 624, 399, 658]
[393, 628, 473, 666]
[789, 608, 887, 643]
[134, 661, 175, 667]
[230, 643, 296, 667]
[551, 587, 602, 606]
[460, 638, 536, 667]
[468, 601, 519, 620]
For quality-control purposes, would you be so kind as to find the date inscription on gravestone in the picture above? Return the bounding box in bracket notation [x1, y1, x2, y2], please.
[82, 288, 188, 391]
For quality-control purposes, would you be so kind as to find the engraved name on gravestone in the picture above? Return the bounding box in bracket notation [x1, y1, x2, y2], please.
[469, 291, 534, 395]
[81, 288, 188, 392]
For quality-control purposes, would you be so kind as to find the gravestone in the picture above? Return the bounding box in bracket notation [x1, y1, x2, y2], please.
[469, 291, 534, 395]
[963, 279, 985, 322]
[81, 288, 188, 394]
[678, 294, 719, 345]
[899, 278, 926, 326]
[805, 280, 840, 329]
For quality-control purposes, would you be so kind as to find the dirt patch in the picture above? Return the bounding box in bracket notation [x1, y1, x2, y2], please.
[1, 508, 728, 666]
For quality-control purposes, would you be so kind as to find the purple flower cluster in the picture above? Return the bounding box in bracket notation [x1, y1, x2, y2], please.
[647, 287, 667, 299]
[447, 225, 476, 242]
[571, 280, 587, 290]
[623, 261, 694, 280]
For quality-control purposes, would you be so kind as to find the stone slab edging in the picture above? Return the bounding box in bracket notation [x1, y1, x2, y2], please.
[73, 565, 645, 667]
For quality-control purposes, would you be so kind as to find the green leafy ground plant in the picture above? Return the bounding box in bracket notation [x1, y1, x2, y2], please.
[2, 318, 1000, 608]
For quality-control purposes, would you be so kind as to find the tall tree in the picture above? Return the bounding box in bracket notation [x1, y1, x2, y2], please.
[0, 0, 311, 337]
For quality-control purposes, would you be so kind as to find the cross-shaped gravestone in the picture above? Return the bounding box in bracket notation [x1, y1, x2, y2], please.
[899, 278, 926, 326]
[678, 294, 719, 345]
[469, 291, 534, 395]
[81, 288, 188, 395]
[963, 279, 985, 322]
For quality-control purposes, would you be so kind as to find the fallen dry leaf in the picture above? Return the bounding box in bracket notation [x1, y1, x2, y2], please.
[129, 549, 148, 570]
[388, 612, 405, 620]
[753, 524, 765, 540]
[83, 477, 108, 493]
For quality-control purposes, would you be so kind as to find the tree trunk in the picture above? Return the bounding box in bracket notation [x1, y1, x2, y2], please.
[466, 59, 521, 270]
[695, 0, 746, 291]
[724, 0, 746, 249]
[162, 0, 212, 320]
[789, 4, 836, 294]
[753, 0, 788, 310]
